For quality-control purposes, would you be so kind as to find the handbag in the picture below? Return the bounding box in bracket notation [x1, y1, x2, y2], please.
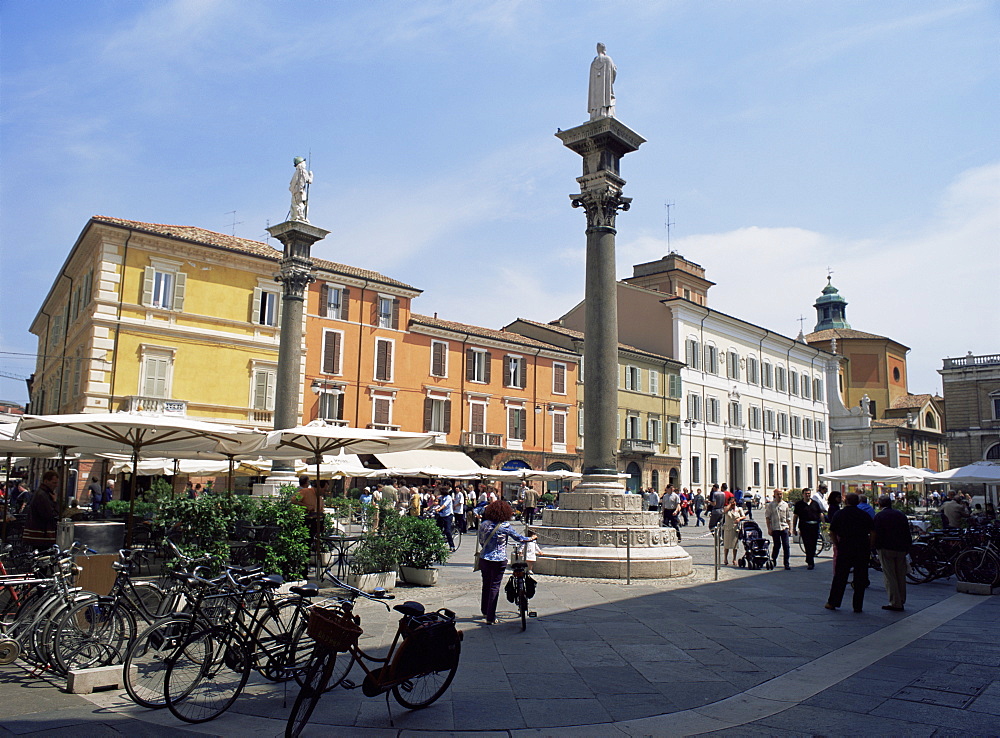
[473, 522, 504, 572]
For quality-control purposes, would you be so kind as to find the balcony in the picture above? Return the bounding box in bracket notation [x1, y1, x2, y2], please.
[248, 410, 273, 425]
[620, 438, 656, 455]
[723, 424, 748, 441]
[462, 432, 503, 449]
[368, 423, 401, 432]
[943, 353, 1000, 369]
[122, 396, 187, 416]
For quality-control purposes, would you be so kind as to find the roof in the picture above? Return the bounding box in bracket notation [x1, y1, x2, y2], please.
[805, 327, 910, 351]
[509, 318, 680, 365]
[91, 216, 418, 291]
[409, 314, 576, 354]
[891, 394, 934, 410]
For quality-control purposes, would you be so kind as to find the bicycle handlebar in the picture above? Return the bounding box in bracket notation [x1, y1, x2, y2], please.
[322, 571, 394, 609]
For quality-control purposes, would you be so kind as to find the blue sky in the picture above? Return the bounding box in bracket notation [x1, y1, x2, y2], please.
[2, 0, 997, 405]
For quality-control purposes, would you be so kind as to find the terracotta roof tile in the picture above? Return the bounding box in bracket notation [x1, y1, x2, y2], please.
[91, 216, 418, 291]
[510, 318, 676, 363]
[410, 314, 574, 353]
[805, 328, 888, 342]
[891, 394, 933, 409]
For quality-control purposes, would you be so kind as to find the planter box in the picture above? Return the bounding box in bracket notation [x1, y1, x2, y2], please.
[346, 571, 397, 593]
[398, 566, 439, 586]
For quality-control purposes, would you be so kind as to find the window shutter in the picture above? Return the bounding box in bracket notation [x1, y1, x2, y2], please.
[142, 267, 155, 307]
[252, 287, 262, 323]
[371, 299, 379, 326]
[444, 399, 452, 433]
[391, 299, 400, 329]
[172, 272, 186, 312]
[578, 406, 584, 436]
[471, 403, 485, 432]
[503, 356, 513, 387]
[341, 288, 350, 321]
[253, 371, 266, 410]
[320, 284, 329, 317]
[553, 413, 566, 444]
[423, 398, 433, 432]
[483, 352, 492, 383]
[508, 408, 516, 438]
[323, 332, 340, 374]
[374, 398, 390, 425]
[466, 349, 475, 381]
[376, 340, 391, 381]
[553, 364, 566, 394]
[275, 292, 283, 324]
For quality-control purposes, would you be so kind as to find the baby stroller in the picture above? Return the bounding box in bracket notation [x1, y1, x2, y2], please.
[737, 520, 774, 570]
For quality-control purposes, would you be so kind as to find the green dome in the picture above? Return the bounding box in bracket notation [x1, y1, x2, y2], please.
[813, 277, 850, 331]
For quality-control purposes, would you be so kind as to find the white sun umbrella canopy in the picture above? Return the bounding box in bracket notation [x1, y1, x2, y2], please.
[926, 461, 1000, 485]
[104, 456, 233, 477]
[820, 460, 927, 484]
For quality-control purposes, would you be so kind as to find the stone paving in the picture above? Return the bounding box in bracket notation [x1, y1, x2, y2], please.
[1, 523, 998, 736]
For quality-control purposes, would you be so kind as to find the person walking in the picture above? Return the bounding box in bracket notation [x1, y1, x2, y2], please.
[660, 485, 681, 541]
[793, 488, 823, 570]
[693, 489, 706, 526]
[477, 500, 536, 625]
[431, 487, 456, 552]
[522, 484, 539, 527]
[644, 487, 659, 513]
[679, 488, 691, 526]
[86, 476, 102, 514]
[722, 500, 745, 565]
[874, 494, 911, 612]
[764, 489, 792, 570]
[825, 493, 876, 613]
[23, 471, 60, 547]
[708, 485, 727, 531]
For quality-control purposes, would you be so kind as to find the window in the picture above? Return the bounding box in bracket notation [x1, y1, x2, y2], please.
[752, 460, 761, 487]
[727, 351, 740, 381]
[685, 338, 700, 370]
[691, 455, 702, 484]
[648, 416, 663, 444]
[373, 396, 393, 427]
[374, 338, 393, 381]
[142, 264, 186, 311]
[768, 462, 776, 487]
[764, 409, 775, 433]
[749, 405, 762, 430]
[318, 391, 344, 421]
[140, 347, 174, 399]
[746, 356, 759, 385]
[781, 463, 789, 488]
[321, 284, 349, 320]
[668, 373, 682, 398]
[322, 330, 343, 375]
[791, 415, 801, 438]
[625, 413, 641, 439]
[762, 361, 773, 389]
[801, 374, 811, 399]
[552, 411, 567, 445]
[925, 411, 936, 429]
[72, 352, 82, 398]
[424, 397, 451, 433]
[815, 420, 826, 441]
[507, 406, 527, 441]
[807, 467, 814, 488]
[253, 288, 280, 326]
[504, 355, 526, 389]
[993, 393, 1000, 420]
[814, 377, 824, 400]
[789, 369, 799, 396]
[705, 345, 719, 374]
[624, 365, 642, 392]
[375, 296, 399, 329]
[49, 313, 64, 349]
[649, 369, 660, 395]
[430, 341, 448, 378]
[778, 412, 789, 436]
[252, 367, 276, 411]
[469, 401, 487, 433]
[775, 366, 787, 392]
[466, 349, 491, 383]
[803, 418, 813, 440]
[553, 363, 567, 394]
[667, 421, 680, 446]
[794, 466, 802, 488]
[706, 396, 721, 424]
[728, 401, 742, 427]
[687, 393, 702, 421]
[709, 456, 719, 485]
[875, 443, 888, 457]
[578, 405, 584, 436]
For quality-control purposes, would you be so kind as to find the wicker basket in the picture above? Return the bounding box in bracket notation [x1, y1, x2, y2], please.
[308, 606, 362, 652]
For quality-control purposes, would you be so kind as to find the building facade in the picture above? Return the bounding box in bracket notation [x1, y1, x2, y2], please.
[939, 352, 1000, 467]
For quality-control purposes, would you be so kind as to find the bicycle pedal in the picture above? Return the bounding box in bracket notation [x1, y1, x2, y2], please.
[528, 612, 537, 618]
[341, 678, 356, 689]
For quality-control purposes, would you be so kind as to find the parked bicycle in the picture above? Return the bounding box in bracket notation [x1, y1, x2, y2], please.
[285, 575, 462, 738]
[506, 542, 536, 631]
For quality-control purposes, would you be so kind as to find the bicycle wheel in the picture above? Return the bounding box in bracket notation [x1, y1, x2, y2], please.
[165, 625, 251, 723]
[391, 643, 460, 709]
[53, 599, 136, 673]
[906, 542, 935, 584]
[954, 548, 1000, 587]
[124, 615, 198, 709]
[517, 583, 528, 632]
[285, 647, 336, 738]
[253, 598, 314, 681]
[126, 581, 167, 620]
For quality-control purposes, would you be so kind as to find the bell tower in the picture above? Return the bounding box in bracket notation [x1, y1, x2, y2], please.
[813, 276, 851, 332]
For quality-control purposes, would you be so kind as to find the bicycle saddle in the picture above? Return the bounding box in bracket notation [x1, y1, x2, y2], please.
[289, 583, 319, 598]
[393, 601, 425, 617]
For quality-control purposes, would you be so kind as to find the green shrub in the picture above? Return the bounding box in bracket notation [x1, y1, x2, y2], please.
[398, 516, 450, 569]
[350, 506, 404, 574]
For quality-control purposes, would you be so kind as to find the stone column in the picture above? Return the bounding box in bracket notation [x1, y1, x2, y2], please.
[530, 118, 690, 578]
[265, 220, 329, 481]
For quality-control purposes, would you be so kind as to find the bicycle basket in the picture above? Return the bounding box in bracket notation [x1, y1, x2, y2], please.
[390, 611, 461, 679]
[307, 605, 362, 652]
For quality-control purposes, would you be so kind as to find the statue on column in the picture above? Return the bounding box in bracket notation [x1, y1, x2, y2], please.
[289, 156, 313, 222]
[588, 42, 616, 121]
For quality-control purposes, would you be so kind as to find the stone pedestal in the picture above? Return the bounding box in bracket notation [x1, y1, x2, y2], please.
[533, 478, 691, 578]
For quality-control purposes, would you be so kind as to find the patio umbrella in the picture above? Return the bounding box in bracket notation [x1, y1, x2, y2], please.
[104, 456, 233, 477]
[926, 461, 1000, 507]
[0, 424, 77, 542]
[820, 460, 928, 486]
[15, 413, 268, 545]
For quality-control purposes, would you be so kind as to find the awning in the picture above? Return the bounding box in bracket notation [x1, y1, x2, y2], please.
[372, 449, 481, 474]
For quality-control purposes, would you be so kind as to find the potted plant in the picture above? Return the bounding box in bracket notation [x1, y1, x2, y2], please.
[397, 516, 450, 586]
[347, 508, 402, 593]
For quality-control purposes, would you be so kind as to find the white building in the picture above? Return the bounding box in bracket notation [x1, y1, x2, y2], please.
[560, 254, 834, 492]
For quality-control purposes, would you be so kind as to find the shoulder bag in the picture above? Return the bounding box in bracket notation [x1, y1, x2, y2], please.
[473, 522, 504, 572]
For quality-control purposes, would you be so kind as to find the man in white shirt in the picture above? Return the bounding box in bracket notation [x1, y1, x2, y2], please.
[764, 489, 792, 570]
[660, 485, 682, 542]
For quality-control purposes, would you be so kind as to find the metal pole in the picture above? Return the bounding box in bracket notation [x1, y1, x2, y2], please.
[2, 453, 11, 543]
[626, 527, 631, 585]
[714, 524, 720, 581]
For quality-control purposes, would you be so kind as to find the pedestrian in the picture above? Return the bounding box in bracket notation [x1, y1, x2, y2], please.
[644, 487, 659, 512]
[722, 500, 745, 565]
[23, 470, 60, 547]
[743, 487, 755, 520]
[660, 485, 681, 541]
[764, 489, 792, 570]
[793, 488, 823, 570]
[522, 483, 539, 526]
[874, 494, 911, 612]
[86, 476, 102, 514]
[708, 485, 726, 531]
[292, 475, 323, 543]
[408, 486, 422, 517]
[857, 494, 876, 518]
[679, 487, 691, 526]
[825, 492, 875, 612]
[477, 500, 536, 625]
[694, 488, 706, 526]
[825, 489, 842, 522]
[941, 492, 970, 529]
[431, 487, 456, 552]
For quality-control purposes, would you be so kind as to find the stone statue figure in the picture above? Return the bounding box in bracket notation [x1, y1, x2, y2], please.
[289, 156, 313, 222]
[588, 42, 616, 121]
[860, 394, 871, 416]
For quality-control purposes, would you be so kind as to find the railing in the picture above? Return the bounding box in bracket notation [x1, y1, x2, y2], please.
[368, 422, 401, 432]
[723, 424, 748, 441]
[619, 438, 656, 455]
[943, 354, 1000, 369]
[461, 431, 503, 448]
[248, 410, 273, 424]
[122, 396, 187, 415]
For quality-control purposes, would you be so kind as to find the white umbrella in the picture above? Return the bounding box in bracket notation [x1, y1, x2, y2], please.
[2, 424, 77, 541]
[104, 456, 233, 476]
[926, 461, 1000, 484]
[820, 460, 927, 484]
[896, 465, 938, 481]
[264, 423, 436, 467]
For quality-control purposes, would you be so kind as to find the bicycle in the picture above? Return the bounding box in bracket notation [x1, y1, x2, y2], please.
[506, 543, 536, 631]
[421, 512, 462, 552]
[285, 575, 462, 738]
[953, 526, 1000, 587]
[798, 523, 831, 557]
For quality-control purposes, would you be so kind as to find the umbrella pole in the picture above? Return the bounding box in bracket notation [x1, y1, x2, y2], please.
[2, 453, 11, 543]
[173, 459, 179, 498]
[228, 456, 235, 496]
[127, 446, 139, 549]
[314, 455, 322, 576]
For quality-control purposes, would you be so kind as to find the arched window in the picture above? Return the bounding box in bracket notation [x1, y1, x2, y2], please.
[625, 462, 642, 493]
[925, 411, 936, 428]
[651, 469, 659, 490]
[986, 444, 1000, 461]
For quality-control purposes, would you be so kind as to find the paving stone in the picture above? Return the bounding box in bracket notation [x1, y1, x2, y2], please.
[656, 679, 735, 710]
[755, 703, 936, 736]
[517, 697, 612, 728]
[593, 691, 668, 722]
[575, 665, 653, 694]
[508, 672, 594, 699]
[871, 698, 1000, 733]
[452, 694, 525, 731]
[802, 686, 888, 714]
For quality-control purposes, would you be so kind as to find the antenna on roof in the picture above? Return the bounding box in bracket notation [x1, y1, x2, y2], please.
[665, 202, 676, 254]
[264, 219, 272, 245]
[225, 211, 244, 236]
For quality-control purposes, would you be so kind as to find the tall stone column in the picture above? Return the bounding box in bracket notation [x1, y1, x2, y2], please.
[266, 220, 329, 480]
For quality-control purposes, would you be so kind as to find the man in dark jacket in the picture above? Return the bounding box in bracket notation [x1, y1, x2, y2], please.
[874, 494, 911, 612]
[24, 470, 60, 547]
[825, 492, 875, 613]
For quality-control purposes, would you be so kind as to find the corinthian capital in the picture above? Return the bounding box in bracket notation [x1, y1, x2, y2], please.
[275, 260, 316, 299]
[570, 184, 632, 230]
